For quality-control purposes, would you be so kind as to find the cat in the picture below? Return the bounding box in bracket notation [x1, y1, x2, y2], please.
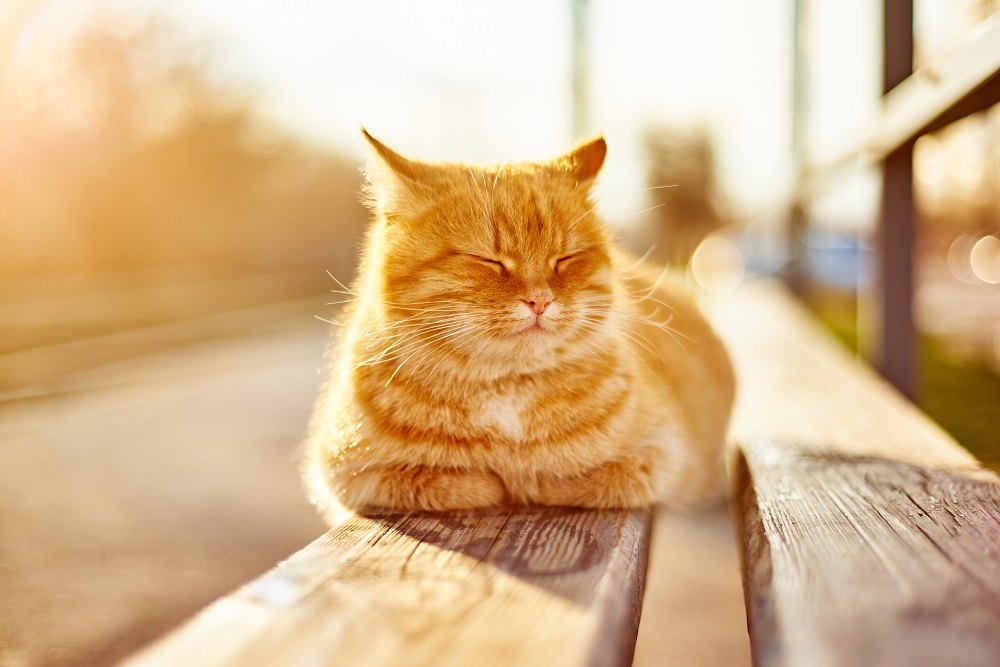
[303, 129, 735, 520]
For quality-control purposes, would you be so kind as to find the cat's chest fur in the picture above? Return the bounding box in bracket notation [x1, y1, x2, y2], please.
[471, 385, 531, 442]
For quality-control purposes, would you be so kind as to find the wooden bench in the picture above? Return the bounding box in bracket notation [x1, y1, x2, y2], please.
[122, 281, 1000, 667]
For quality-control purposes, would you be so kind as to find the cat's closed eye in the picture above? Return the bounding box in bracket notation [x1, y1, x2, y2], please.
[466, 254, 508, 274]
[554, 253, 579, 274]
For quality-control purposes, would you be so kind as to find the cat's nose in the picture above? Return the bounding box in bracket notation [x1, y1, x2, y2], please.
[523, 293, 553, 316]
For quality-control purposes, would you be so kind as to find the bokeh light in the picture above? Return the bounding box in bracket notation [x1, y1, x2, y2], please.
[970, 235, 1000, 285]
[689, 233, 745, 294]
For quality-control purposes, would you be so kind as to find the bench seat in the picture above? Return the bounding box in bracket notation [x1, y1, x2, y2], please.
[124, 281, 1000, 667]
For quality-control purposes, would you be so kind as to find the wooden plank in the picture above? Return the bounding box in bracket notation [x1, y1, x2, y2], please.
[871, 10, 1000, 158]
[123, 508, 651, 667]
[797, 11, 1000, 202]
[708, 282, 1000, 667]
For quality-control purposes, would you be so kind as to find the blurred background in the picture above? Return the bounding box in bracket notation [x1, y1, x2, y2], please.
[1, 0, 998, 665]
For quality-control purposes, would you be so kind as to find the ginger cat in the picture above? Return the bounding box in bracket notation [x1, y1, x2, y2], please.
[303, 130, 735, 518]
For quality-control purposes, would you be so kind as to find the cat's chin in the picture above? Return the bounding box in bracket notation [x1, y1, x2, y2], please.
[462, 327, 566, 365]
[514, 321, 548, 336]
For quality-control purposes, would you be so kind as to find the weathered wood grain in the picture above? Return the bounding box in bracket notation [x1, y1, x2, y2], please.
[123, 508, 650, 667]
[708, 282, 1000, 667]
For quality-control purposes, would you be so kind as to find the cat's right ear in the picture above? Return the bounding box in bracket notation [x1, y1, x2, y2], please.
[362, 128, 427, 181]
[361, 128, 437, 218]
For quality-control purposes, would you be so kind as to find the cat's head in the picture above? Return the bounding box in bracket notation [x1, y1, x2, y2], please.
[360, 129, 619, 372]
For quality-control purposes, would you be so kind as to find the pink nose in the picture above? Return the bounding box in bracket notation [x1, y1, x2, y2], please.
[523, 294, 553, 316]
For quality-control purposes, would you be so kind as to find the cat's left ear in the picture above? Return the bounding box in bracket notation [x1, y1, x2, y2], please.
[552, 135, 607, 186]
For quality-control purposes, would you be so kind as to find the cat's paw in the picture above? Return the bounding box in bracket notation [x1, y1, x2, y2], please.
[533, 459, 658, 509]
[334, 465, 509, 511]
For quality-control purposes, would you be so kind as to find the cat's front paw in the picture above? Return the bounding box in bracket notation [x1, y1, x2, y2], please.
[333, 465, 509, 511]
[533, 459, 658, 509]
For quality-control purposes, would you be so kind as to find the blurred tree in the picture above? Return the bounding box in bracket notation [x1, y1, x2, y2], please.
[0, 6, 367, 282]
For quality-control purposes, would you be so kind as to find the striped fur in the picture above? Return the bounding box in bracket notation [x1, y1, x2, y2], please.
[303, 131, 735, 519]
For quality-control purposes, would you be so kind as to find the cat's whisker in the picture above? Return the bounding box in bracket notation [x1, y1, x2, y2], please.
[362, 318, 475, 345]
[573, 319, 661, 376]
[582, 318, 668, 372]
[581, 299, 691, 345]
[357, 327, 465, 371]
[632, 265, 672, 302]
[377, 306, 471, 321]
[619, 245, 657, 272]
[632, 316, 692, 347]
[355, 318, 477, 368]
[412, 325, 500, 394]
[371, 315, 479, 354]
[566, 199, 603, 231]
[490, 165, 503, 193]
[325, 298, 360, 307]
[374, 309, 469, 327]
[357, 312, 469, 345]
[374, 294, 475, 307]
[374, 303, 472, 315]
[607, 202, 668, 225]
[359, 310, 480, 342]
[324, 308, 471, 341]
[325, 270, 355, 295]
[615, 293, 680, 321]
[383, 322, 483, 387]
[357, 327, 448, 367]
[615, 313, 693, 355]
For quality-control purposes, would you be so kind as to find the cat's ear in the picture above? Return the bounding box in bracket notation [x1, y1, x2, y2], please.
[552, 135, 607, 185]
[361, 127, 433, 182]
[360, 128, 438, 217]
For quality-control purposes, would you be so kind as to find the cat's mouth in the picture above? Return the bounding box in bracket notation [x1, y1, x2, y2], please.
[515, 318, 549, 335]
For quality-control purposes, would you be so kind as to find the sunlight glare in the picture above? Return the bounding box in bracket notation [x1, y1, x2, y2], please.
[690, 234, 745, 294]
[970, 235, 1000, 285]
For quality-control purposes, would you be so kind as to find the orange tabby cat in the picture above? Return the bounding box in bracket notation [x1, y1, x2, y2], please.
[303, 129, 735, 518]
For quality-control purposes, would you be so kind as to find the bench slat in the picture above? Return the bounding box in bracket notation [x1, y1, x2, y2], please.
[124, 508, 651, 667]
[709, 283, 1000, 667]
[797, 12, 1000, 203]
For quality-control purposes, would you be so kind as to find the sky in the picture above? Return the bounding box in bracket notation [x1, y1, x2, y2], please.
[3, 0, 887, 225]
[155, 0, 809, 220]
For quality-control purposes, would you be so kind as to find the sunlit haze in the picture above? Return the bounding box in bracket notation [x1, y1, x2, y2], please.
[146, 0, 794, 218]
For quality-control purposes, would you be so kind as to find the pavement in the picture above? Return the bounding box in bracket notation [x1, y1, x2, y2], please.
[1, 300, 330, 666]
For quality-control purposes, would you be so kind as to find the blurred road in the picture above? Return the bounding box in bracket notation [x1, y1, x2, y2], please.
[0, 298, 330, 666]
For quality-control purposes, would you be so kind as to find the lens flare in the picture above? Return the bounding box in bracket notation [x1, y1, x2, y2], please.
[690, 234, 745, 294]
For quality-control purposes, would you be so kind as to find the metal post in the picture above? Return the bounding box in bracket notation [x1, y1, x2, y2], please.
[571, 0, 590, 138]
[786, 0, 809, 294]
[875, 0, 916, 398]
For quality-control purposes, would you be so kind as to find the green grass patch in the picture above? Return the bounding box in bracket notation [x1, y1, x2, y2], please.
[808, 288, 1000, 471]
